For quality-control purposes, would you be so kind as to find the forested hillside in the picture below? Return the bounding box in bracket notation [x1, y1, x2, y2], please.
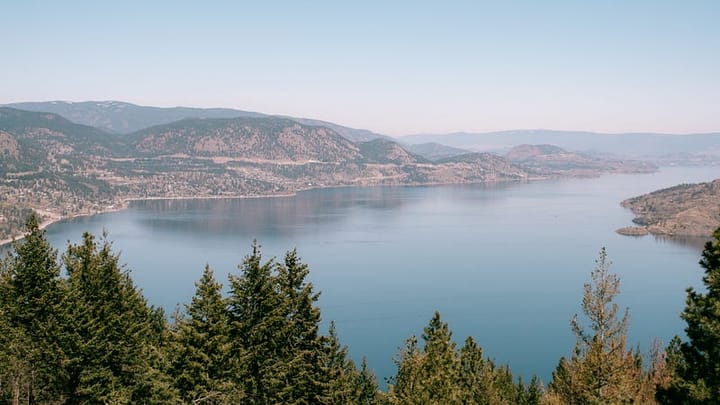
[2, 215, 719, 403]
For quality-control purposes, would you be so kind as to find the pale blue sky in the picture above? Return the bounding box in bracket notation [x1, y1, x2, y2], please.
[2, 1, 718, 135]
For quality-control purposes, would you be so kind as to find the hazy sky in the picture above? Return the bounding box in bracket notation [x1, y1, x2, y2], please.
[2, 1, 718, 135]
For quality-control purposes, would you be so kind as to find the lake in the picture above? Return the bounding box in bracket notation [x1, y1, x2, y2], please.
[42, 166, 719, 384]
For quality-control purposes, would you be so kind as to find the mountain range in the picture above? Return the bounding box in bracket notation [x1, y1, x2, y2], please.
[400, 130, 720, 162]
[3, 100, 713, 242]
[5, 100, 390, 143]
[9, 101, 720, 163]
[0, 104, 527, 241]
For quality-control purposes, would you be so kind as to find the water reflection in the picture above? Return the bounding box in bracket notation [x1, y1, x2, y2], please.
[132, 186, 413, 238]
[652, 234, 712, 251]
[130, 183, 526, 240]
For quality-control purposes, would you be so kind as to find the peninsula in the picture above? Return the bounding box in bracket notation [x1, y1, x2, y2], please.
[617, 178, 720, 237]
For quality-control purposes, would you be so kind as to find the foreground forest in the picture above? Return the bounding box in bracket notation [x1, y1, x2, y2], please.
[1, 215, 719, 404]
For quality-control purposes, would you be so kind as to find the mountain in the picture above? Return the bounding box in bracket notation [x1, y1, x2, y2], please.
[3, 100, 390, 143]
[4, 101, 264, 134]
[129, 117, 363, 162]
[0, 104, 675, 243]
[0, 108, 534, 241]
[400, 130, 720, 161]
[505, 144, 566, 161]
[431, 152, 528, 182]
[357, 139, 428, 165]
[0, 107, 118, 172]
[284, 116, 393, 143]
[617, 179, 720, 237]
[402, 142, 472, 161]
[0, 108, 120, 239]
[505, 144, 656, 176]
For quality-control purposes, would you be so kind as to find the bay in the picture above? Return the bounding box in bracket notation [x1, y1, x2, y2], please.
[43, 166, 719, 384]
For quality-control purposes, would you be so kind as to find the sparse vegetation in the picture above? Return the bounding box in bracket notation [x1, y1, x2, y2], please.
[619, 179, 720, 237]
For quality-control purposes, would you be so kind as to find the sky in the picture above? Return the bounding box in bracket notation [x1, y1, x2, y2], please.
[1, 1, 719, 136]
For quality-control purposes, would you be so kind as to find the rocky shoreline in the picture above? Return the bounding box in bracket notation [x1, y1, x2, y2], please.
[616, 178, 720, 238]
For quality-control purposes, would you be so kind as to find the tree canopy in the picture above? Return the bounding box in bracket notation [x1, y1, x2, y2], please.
[2, 215, 719, 404]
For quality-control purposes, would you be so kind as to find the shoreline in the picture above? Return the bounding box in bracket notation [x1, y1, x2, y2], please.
[0, 171, 629, 249]
[0, 177, 540, 248]
[0, 191, 304, 249]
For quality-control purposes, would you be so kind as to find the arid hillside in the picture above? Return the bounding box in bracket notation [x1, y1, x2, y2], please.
[618, 179, 720, 237]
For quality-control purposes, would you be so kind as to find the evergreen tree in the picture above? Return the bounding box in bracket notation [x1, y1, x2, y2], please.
[321, 321, 364, 404]
[458, 336, 491, 403]
[356, 356, 381, 405]
[0, 253, 31, 405]
[548, 247, 644, 404]
[420, 311, 460, 403]
[388, 311, 534, 404]
[488, 361, 525, 405]
[61, 232, 176, 403]
[387, 335, 424, 404]
[659, 227, 720, 403]
[171, 265, 235, 403]
[0, 213, 65, 402]
[227, 241, 286, 403]
[276, 249, 327, 404]
[517, 375, 544, 405]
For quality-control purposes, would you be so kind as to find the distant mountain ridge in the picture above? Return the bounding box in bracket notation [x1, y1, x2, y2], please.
[0, 107, 537, 241]
[505, 144, 656, 176]
[401, 142, 472, 161]
[9, 101, 720, 164]
[3, 100, 390, 143]
[4, 100, 264, 134]
[400, 130, 720, 161]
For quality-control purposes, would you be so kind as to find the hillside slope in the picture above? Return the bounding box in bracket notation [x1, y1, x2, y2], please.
[4, 101, 263, 134]
[4, 100, 390, 143]
[130, 117, 363, 162]
[0, 108, 531, 241]
[506, 144, 656, 176]
[618, 179, 720, 237]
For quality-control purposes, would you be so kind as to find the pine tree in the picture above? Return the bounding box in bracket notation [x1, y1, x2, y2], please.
[517, 375, 544, 405]
[227, 241, 286, 403]
[458, 336, 497, 403]
[389, 312, 531, 404]
[61, 232, 175, 403]
[0, 253, 32, 405]
[0, 213, 65, 402]
[387, 335, 424, 404]
[548, 247, 644, 404]
[356, 356, 381, 405]
[658, 227, 720, 403]
[420, 311, 460, 403]
[276, 249, 326, 404]
[321, 321, 363, 404]
[390, 313, 461, 403]
[171, 265, 235, 403]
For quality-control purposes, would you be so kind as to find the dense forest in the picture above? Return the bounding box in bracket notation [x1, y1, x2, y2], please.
[1, 215, 719, 404]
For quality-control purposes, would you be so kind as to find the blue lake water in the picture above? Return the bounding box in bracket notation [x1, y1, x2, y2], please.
[42, 166, 719, 384]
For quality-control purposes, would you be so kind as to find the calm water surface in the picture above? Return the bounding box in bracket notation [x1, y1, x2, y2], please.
[43, 166, 719, 383]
